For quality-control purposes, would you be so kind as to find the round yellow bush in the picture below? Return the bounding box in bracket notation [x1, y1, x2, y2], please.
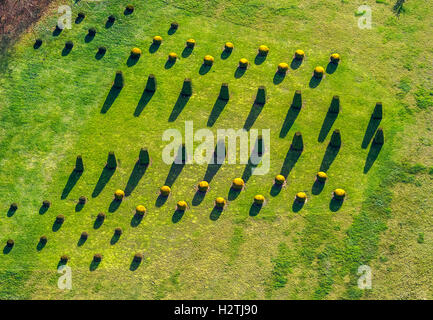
[177, 200, 187, 211]
[275, 174, 286, 185]
[314, 66, 325, 78]
[131, 47, 142, 57]
[160, 185, 171, 196]
[295, 49, 305, 59]
[258, 45, 269, 55]
[239, 58, 249, 68]
[330, 53, 340, 63]
[333, 188, 346, 200]
[153, 35, 162, 44]
[114, 189, 125, 200]
[296, 192, 307, 202]
[215, 197, 226, 208]
[168, 52, 178, 61]
[135, 205, 146, 215]
[232, 178, 245, 190]
[225, 42, 234, 50]
[203, 55, 215, 66]
[254, 194, 265, 205]
[278, 62, 289, 73]
[198, 181, 209, 192]
[317, 171, 328, 183]
[186, 38, 196, 48]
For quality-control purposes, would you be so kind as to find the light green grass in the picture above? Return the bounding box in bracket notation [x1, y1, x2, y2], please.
[0, 0, 432, 299]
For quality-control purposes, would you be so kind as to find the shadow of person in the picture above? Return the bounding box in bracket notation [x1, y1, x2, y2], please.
[364, 142, 383, 173]
[92, 167, 115, 198]
[199, 64, 211, 75]
[108, 199, 122, 213]
[326, 62, 338, 74]
[234, 67, 247, 78]
[279, 105, 301, 138]
[124, 163, 148, 196]
[61, 170, 82, 199]
[243, 102, 265, 131]
[318, 112, 338, 142]
[126, 55, 139, 67]
[130, 213, 143, 227]
[34, 41, 42, 49]
[3, 244, 13, 254]
[110, 233, 120, 245]
[172, 210, 184, 223]
[280, 147, 302, 178]
[168, 94, 190, 122]
[329, 198, 343, 212]
[242, 159, 259, 184]
[270, 184, 282, 197]
[75, 15, 84, 24]
[210, 207, 223, 221]
[168, 26, 177, 35]
[309, 76, 322, 88]
[292, 200, 305, 212]
[221, 49, 232, 60]
[149, 43, 160, 54]
[312, 180, 325, 195]
[182, 47, 193, 58]
[155, 194, 169, 207]
[290, 58, 302, 70]
[254, 54, 266, 65]
[249, 204, 262, 216]
[207, 98, 228, 127]
[164, 159, 186, 188]
[361, 116, 381, 149]
[100, 86, 122, 114]
[89, 260, 100, 271]
[192, 190, 206, 206]
[273, 72, 286, 85]
[320, 144, 340, 172]
[134, 90, 154, 117]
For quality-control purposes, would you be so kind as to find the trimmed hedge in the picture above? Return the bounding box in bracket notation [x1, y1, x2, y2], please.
[160, 185, 171, 196]
[177, 201, 188, 211]
[292, 90, 302, 109]
[198, 181, 209, 192]
[373, 128, 384, 145]
[215, 197, 226, 208]
[232, 178, 244, 190]
[313, 66, 325, 78]
[253, 194, 265, 205]
[295, 49, 305, 60]
[275, 174, 285, 185]
[113, 71, 124, 88]
[114, 189, 125, 200]
[329, 129, 342, 148]
[291, 132, 304, 151]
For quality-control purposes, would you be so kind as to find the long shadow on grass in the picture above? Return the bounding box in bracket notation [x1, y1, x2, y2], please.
[126, 56, 139, 67]
[61, 170, 82, 199]
[221, 49, 232, 60]
[89, 260, 100, 271]
[330, 198, 343, 212]
[320, 144, 340, 172]
[364, 142, 383, 173]
[182, 47, 193, 58]
[101, 86, 122, 114]
[108, 199, 121, 213]
[164, 145, 187, 187]
[309, 76, 322, 88]
[273, 72, 286, 85]
[124, 163, 148, 196]
[207, 98, 228, 127]
[7, 207, 17, 217]
[134, 90, 154, 117]
[203, 141, 226, 182]
[361, 116, 381, 149]
[244, 102, 265, 131]
[168, 94, 190, 122]
[279, 105, 301, 138]
[254, 54, 266, 65]
[280, 147, 302, 178]
[249, 204, 262, 217]
[172, 209, 184, 223]
[326, 62, 338, 74]
[290, 58, 302, 70]
[234, 67, 246, 79]
[92, 167, 115, 198]
[199, 64, 211, 75]
[192, 191, 206, 206]
[130, 213, 143, 227]
[318, 111, 338, 143]
[312, 180, 325, 195]
[210, 207, 223, 221]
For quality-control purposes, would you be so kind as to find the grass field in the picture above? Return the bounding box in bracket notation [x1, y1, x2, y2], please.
[0, 0, 433, 299]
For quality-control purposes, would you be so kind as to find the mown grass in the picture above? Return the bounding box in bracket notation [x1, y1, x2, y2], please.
[0, 0, 432, 299]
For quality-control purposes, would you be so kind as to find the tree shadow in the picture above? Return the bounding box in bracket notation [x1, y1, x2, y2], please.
[320, 144, 340, 172]
[243, 102, 265, 131]
[199, 64, 211, 75]
[149, 43, 160, 54]
[134, 90, 154, 117]
[36, 240, 46, 251]
[279, 105, 301, 138]
[273, 72, 286, 85]
[89, 260, 100, 271]
[182, 47, 193, 58]
[210, 207, 223, 221]
[309, 76, 322, 88]
[221, 49, 232, 60]
[126, 55, 139, 67]
[84, 34, 95, 43]
[61, 46, 72, 56]
[249, 204, 262, 217]
[108, 199, 121, 213]
[270, 184, 283, 197]
[203, 141, 226, 182]
[130, 213, 143, 227]
[168, 94, 190, 122]
[228, 187, 242, 201]
[110, 233, 120, 245]
[192, 190, 206, 206]
[101, 86, 121, 114]
[280, 147, 302, 178]
[290, 58, 302, 70]
[3, 245, 13, 254]
[61, 170, 82, 199]
[330, 198, 343, 212]
[93, 217, 104, 229]
[207, 98, 228, 127]
[292, 200, 305, 212]
[234, 67, 246, 79]
[52, 220, 63, 232]
[312, 180, 325, 195]
[7, 207, 17, 217]
[326, 62, 338, 74]
[254, 54, 266, 65]
[92, 167, 115, 198]
[172, 210, 184, 223]
[165, 60, 175, 69]
[364, 142, 383, 173]
[361, 116, 381, 149]
[318, 112, 338, 142]
[155, 194, 168, 207]
[124, 163, 148, 196]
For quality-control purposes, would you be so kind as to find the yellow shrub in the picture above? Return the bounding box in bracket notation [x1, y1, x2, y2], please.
[295, 49, 305, 59]
[330, 53, 340, 63]
[131, 47, 142, 56]
[316, 171, 328, 182]
[186, 39, 196, 48]
[296, 192, 307, 202]
[153, 35, 162, 44]
[333, 188, 346, 200]
[160, 185, 171, 196]
[232, 178, 244, 190]
[225, 42, 234, 50]
[278, 62, 289, 73]
[168, 52, 178, 61]
[314, 66, 325, 78]
[177, 200, 187, 211]
[275, 174, 285, 185]
[239, 58, 249, 68]
[258, 45, 269, 55]
[198, 181, 209, 192]
[135, 205, 146, 215]
[114, 189, 125, 200]
[254, 194, 265, 205]
[204, 55, 215, 66]
[215, 197, 226, 208]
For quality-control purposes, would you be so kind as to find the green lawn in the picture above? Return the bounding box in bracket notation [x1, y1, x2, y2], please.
[0, 0, 432, 299]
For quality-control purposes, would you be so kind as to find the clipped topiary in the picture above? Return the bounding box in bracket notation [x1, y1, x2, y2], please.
[177, 201, 188, 211]
[253, 194, 265, 206]
[138, 148, 150, 166]
[219, 83, 230, 101]
[313, 66, 325, 78]
[42, 200, 51, 208]
[113, 71, 124, 88]
[215, 197, 226, 208]
[133, 253, 143, 262]
[160, 185, 171, 196]
[153, 35, 162, 45]
[258, 45, 269, 56]
[168, 52, 178, 62]
[114, 189, 125, 201]
[98, 46, 106, 55]
[295, 49, 305, 60]
[291, 132, 304, 151]
[40, 235, 48, 244]
[198, 181, 209, 192]
[78, 12, 85, 19]
[78, 196, 87, 204]
[93, 254, 102, 262]
[225, 42, 234, 51]
[135, 205, 146, 216]
[255, 86, 266, 105]
[292, 90, 302, 109]
[88, 28, 96, 36]
[131, 47, 142, 58]
[34, 39, 43, 48]
[277, 62, 289, 73]
[56, 214, 65, 223]
[60, 255, 69, 263]
[145, 74, 156, 92]
[330, 53, 341, 63]
[171, 22, 179, 30]
[232, 178, 244, 190]
[181, 78, 193, 96]
[97, 212, 106, 221]
[203, 55, 215, 66]
[106, 151, 117, 169]
[329, 129, 342, 148]
[372, 102, 383, 119]
[275, 174, 285, 185]
[329, 95, 340, 114]
[333, 188, 346, 200]
[373, 128, 384, 145]
[75, 155, 84, 172]
[65, 41, 74, 50]
[186, 39, 196, 48]
[316, 171, 328, 183]
[125, 5, 134, 13]
[239, 58, 249, 68]
[6, 239, 14, 247]
[295, 192, 307, 203]
[114, 227, 123, 235]
[108, 15, 116, 23]
[10, 203, 18, 211]
[81, 232, 88, 239]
